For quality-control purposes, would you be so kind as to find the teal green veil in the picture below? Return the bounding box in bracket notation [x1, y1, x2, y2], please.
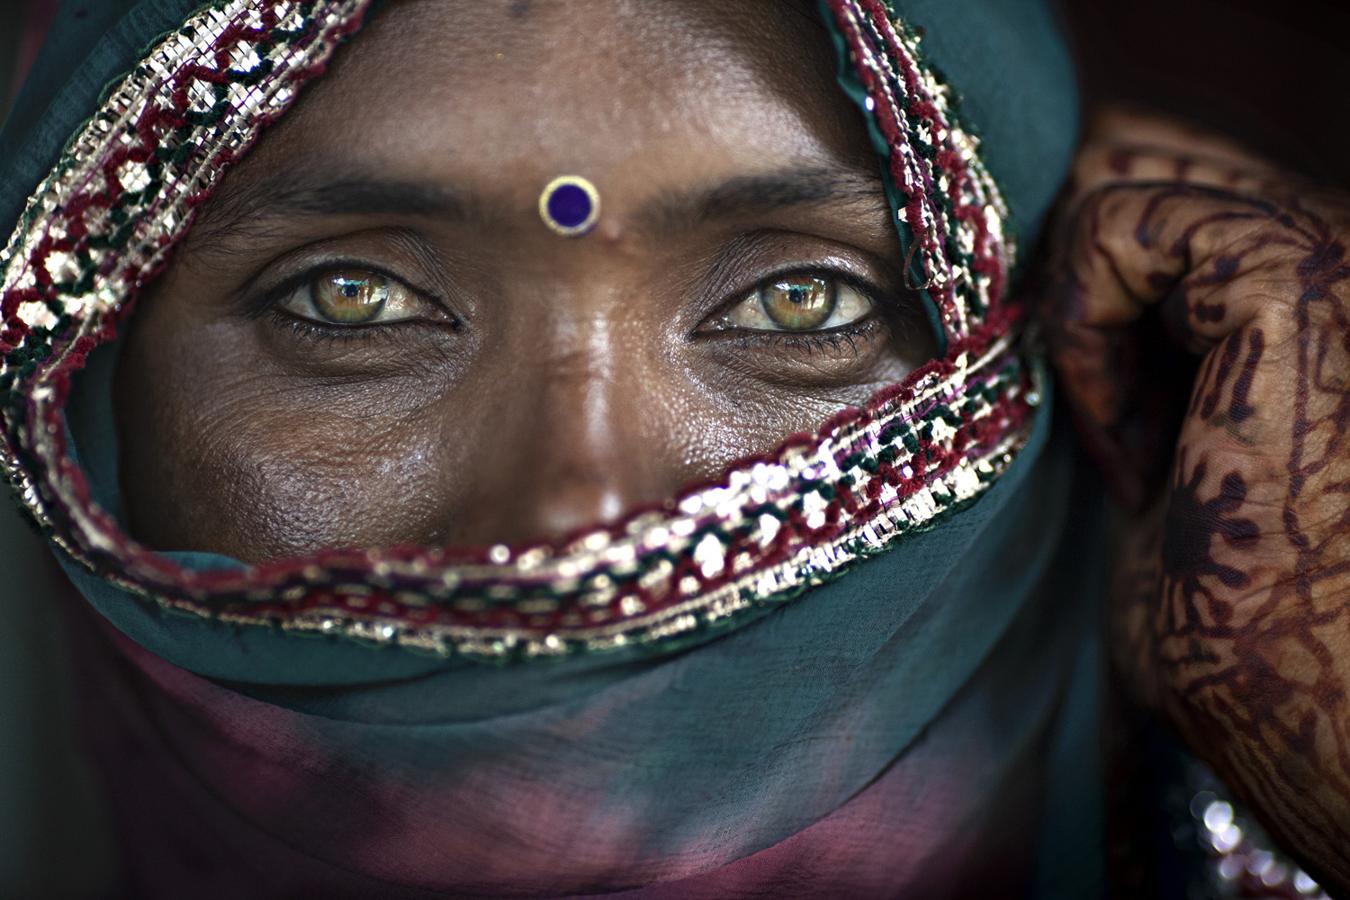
[0, 1, 1098, 896]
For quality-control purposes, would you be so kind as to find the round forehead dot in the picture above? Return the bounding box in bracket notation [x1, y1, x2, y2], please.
[539, 176, 600, 237]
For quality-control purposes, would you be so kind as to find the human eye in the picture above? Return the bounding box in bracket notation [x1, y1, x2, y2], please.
[272, 267, 440, 328]
[708, 273, 876, 334]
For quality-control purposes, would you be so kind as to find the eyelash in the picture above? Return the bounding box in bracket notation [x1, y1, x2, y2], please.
[726, 314, 884, 355]
[265, 310, 409, 346]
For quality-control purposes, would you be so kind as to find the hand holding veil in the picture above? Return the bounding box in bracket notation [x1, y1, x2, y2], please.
[1045, 108, 1350, 891]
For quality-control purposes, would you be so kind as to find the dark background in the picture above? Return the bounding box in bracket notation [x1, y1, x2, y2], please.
[1064, 0, 1350, 186]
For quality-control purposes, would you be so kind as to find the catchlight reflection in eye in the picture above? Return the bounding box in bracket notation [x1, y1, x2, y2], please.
[313, 271, 390, 324]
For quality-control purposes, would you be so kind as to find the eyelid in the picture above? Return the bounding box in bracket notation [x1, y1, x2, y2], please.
[218, 222, 453, 311]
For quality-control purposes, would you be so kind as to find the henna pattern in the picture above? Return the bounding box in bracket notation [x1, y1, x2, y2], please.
[1228, 328, 1261, 424]
[1192, 326, 1266, 429]
[1047, 121, 1350, 891]
[1159, 450, 1258, 634]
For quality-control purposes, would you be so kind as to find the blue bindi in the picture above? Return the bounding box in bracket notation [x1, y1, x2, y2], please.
[546, 184, 591, 228]
[539, 175, 600, 237]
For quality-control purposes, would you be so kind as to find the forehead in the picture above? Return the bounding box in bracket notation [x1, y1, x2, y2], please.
[245, 0, 869, 186]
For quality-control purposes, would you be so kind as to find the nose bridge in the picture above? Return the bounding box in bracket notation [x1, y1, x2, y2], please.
[494, 309, 655, 542]
[539, 314, 624, 475]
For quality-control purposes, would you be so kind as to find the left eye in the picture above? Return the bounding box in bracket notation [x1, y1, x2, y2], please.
[275, 269, 428, 326]
[712, 275, 876, 333]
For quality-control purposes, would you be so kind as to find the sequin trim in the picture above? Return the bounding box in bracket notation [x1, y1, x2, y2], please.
[826, 0, 1012, 339]
[1, 0, 371, 515]
[1184, 765, 1329, 898]
[0, 0, 1038, 660]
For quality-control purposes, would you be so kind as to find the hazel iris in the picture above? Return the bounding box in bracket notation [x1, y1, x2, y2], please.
[312, 271, 390, 324]
[759, 275, 835, 330]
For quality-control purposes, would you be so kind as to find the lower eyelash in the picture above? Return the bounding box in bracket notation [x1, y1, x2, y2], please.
[728, 315, 883, 356]
[269, 310, 393, 345]
[266, 309, 460, 345]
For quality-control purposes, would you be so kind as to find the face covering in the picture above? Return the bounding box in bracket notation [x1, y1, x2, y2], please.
[0, 1, 1100, 896]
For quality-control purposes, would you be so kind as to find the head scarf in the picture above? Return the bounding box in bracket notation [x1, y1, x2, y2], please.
[0, 1, 1096, 896]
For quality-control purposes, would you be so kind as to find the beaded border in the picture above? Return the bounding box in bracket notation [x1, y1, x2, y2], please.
[0, 0, 1037, 660]
[826, 0, 1012, 339]
[1, 0, 372, 512]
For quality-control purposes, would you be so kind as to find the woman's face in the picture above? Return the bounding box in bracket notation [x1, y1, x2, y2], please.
[115, 0, 933, 560]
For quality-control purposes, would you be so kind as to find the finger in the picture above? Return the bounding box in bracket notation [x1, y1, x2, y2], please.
[1070, 108, 1289, 200]
[1070, 141, 1282, 204]
[1049, 181, 1272, 392]
[1043, 181, 1299, 508]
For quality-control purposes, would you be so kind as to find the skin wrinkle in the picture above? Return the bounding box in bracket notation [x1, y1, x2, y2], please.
[115, 0, 934, 556]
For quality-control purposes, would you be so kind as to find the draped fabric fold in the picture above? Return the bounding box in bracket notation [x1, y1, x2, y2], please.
[1, 1, 1098, 895]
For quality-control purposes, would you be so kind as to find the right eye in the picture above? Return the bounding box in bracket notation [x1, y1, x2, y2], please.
[275, 268, 432, 326]
[708, 273, 877, 334]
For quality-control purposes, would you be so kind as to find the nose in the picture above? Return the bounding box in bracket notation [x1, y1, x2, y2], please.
[510, 341, 635, 540]
[454, 315, 678, 546]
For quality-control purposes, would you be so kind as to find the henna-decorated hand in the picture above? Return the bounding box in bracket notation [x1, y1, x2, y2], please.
[1043, 109, 1350, 889]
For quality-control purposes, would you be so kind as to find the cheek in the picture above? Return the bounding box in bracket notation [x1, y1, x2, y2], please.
[114, 312, 475, 559]
[119, 378, 468, 560]
[220, 413, 458, 555]
[645, 360, 863, 491]
[115, 340, 905, 560]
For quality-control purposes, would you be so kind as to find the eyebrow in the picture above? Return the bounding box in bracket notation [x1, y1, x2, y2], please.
[636, 166, 888, 237]
[187, 172, 475, 248]
[188, 163, 888, 247]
